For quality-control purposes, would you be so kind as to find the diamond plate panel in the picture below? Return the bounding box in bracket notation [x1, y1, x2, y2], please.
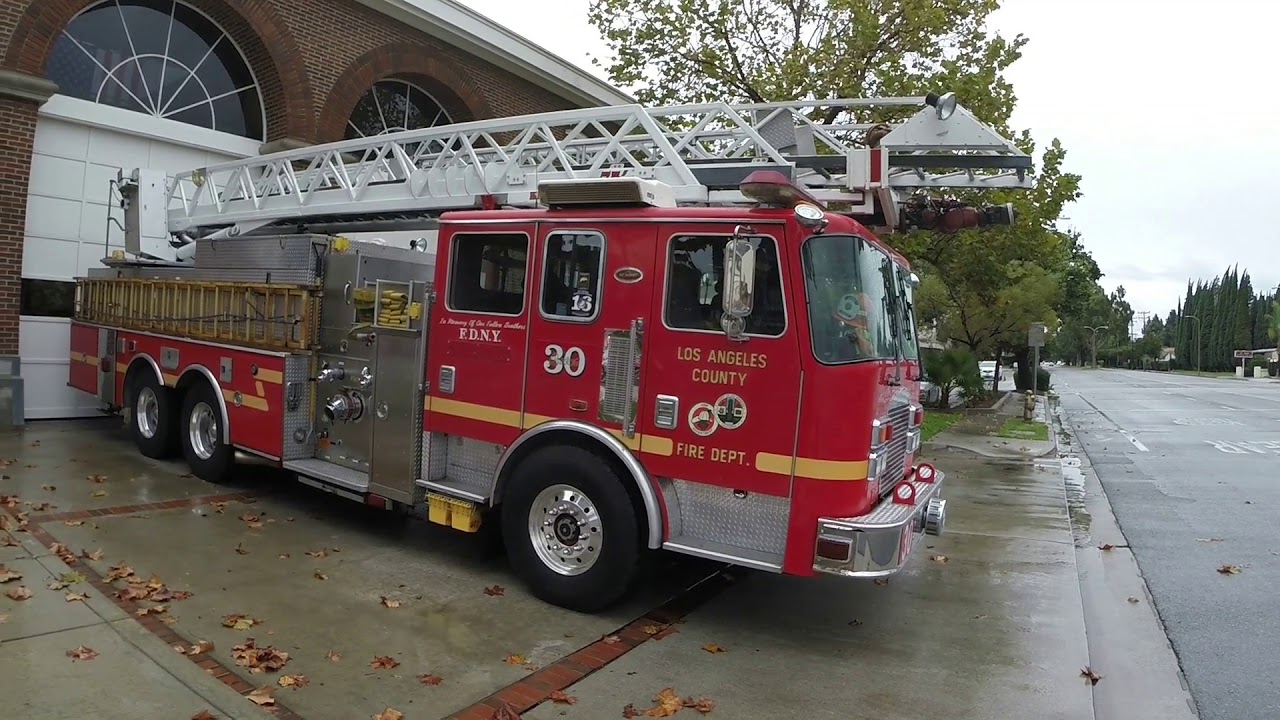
[668, 480, 790, 555]
[421, 431, 448, 482]
[86, 264, 320, 285]
[446, 436, 501, 494]
[281, 353, 316, 460]
[194, 234, 330, 277]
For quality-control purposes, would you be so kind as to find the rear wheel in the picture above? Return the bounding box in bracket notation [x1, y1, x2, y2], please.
[126, 370, 178, 459]
[180, 381, 234, 484]
[501, 445, 640, 612]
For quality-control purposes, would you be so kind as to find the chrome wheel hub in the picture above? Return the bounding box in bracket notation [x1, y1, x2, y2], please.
[136, 387, 159, 439]
[527, 484, 603, 576]
[188, 401, 218, 461]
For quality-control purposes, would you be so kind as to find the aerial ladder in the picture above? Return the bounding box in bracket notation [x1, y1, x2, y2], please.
[111, 91, 1032, 267]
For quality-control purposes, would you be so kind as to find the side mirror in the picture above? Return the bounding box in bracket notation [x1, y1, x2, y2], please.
[721, 233, 756, 338]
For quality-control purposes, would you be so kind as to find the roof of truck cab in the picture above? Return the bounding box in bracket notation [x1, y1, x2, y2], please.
[439, 205, 907, 266]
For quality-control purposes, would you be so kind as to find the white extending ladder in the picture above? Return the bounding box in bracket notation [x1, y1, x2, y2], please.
[142, 93, 1033, 242]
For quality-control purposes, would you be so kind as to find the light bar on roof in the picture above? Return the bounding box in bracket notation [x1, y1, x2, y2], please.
[537, 177, 677, 208]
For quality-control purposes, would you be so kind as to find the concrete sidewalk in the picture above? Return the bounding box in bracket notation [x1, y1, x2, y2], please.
[3, 418, 1096, 720]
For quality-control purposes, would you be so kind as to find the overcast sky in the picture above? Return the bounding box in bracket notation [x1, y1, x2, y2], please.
[459, 0, 1280, 331]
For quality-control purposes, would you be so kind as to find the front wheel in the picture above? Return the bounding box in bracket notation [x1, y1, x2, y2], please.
[501, 445, 640, 612]
[180, 381, 235, 484]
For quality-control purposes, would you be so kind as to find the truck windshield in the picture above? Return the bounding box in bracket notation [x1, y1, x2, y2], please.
[801, 234, 898, 364]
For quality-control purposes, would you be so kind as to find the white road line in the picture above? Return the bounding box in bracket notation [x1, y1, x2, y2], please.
[1120, 429, 1149, 452]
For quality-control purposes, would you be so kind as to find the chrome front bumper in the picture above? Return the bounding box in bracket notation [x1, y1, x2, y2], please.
[812, 469, 946, 577]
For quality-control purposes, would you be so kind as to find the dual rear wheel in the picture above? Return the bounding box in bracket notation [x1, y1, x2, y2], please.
[125, 368, 233, 484]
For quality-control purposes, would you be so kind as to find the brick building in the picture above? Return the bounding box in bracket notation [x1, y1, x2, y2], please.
[0, 0, 630, 420]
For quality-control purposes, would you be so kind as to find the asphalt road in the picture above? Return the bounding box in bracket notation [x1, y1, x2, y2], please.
[1055, 368, 1280, 720]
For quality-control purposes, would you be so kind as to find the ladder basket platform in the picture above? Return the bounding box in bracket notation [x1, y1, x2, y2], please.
[74, 277, 320, 352]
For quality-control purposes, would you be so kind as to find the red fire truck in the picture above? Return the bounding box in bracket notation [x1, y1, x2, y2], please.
[68, 93, 1031, 611]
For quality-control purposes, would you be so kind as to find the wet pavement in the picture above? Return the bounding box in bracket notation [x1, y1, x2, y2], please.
[1, 416, 1100, 719]
[1056, 368, 1280, 720]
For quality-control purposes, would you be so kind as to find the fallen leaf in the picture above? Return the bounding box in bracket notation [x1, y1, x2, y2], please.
[682, 697, 715, 714]
[645, 688, 683, 717]
[63, 520, 84, 527]
[305, 549, 328, 558]
[191, 712, 216, 720]
[418, 673, 443, 686]
[222, 614, 261, 630]
[493, 703, 522, 720]
[186, 640, 216, 656]
[0, 567, 21, 583]
[231, 639, 288, 672]
[873, 578, 890, 586]
[211, 502, 227, 514]
[504, 653, 527, 666]
[372, 710, 403, 720]
[848, 619, 864, 628]
[929, 554, 948, 563]
[1081, 666, 1102, 685]
[643, 625, 660, 635]
[65, 592, 88, 602]
[80, 548, 104, 561]
[50, 542, 75, 565]
[701, 643, 726, 654]
[484, 584, 505, 596]
[623, 704, 641, 718]
[1127, 597, 1140, 603]
[5, 586, 32, 601]
[66, 645, 98, 661]
[550, 689, 577, 704]
[370, 655, 400, 670]
[239, 512, 259, 523]
[278, 554, 290, 560]
[380, 596, 401, 609]
[41, 484, 55, 492]
[234, 543, 248, 556]
[247, 687, 276, 706]
[87, 474, 107, 483]
[28, 502, 51, 511]
[1098, 544, 1115, 551]
[104, 564, 135, 582]
[1218, 564, 1243, 575]
[91, 490, 107, 498]
[652, 626, 678, 640]
[603, 634, 622, 644]
[325, 650, 341, 662]
[0, 535, 18, 547]
[277, 674, 309, 688]
[135, 605, 168, 617]
[313, 571, 327, 581]
[0, 614, 7, 623]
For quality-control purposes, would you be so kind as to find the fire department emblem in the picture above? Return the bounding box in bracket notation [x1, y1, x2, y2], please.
[688, 402, 717, 437]
[713, 393, 747, 430]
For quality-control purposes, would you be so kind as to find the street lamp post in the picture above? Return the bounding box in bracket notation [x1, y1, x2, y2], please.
[1084, 325, 1109, 368]
[1184, 314, 1202, 375]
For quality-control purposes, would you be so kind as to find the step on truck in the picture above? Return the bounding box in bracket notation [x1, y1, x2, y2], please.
[68, 93, 1032, 611]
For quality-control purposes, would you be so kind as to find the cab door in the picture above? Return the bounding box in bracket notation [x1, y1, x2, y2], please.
[522, 223, 658, 441]
[639, 223, 801, 498]
[425, 224, 533, 448]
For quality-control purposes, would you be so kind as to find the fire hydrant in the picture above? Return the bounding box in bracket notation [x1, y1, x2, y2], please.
[1023, 391, 1036, 421]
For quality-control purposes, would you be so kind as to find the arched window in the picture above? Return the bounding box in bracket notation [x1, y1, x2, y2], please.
[43, 0, 265, 140]
[345, 80, 452, 140]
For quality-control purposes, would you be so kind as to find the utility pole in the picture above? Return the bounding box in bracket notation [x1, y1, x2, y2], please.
[1084, 325, 1109, 368]
[1184, 314, 1202, 375]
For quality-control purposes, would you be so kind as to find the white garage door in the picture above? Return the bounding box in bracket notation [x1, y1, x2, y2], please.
[20, 95, 259, 420]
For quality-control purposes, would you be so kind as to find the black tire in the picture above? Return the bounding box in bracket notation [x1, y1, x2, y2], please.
[501, 445, 640, 612]
[126, 369, 179, 459]
[179, 380, 235, 484]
